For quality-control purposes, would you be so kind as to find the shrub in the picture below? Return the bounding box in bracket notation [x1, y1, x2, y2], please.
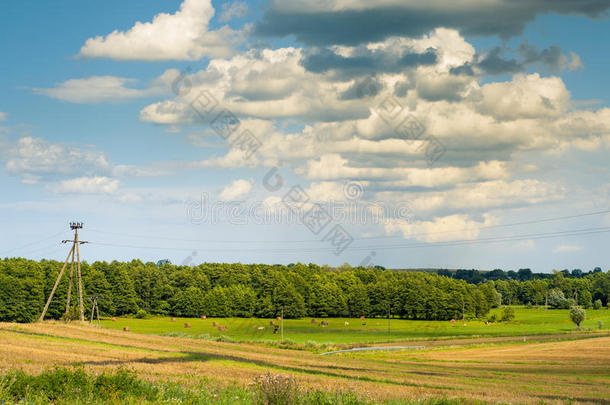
[598, 320, 604, 330]
[547, 289, 565, 308]
[135, 309, 148, 319]
[253, 372, 299, 405]
[501, 306, 515, 322]
[487, 314, 497, 323]
[593, 299, 603, 310]
[569, 306, 586, 329]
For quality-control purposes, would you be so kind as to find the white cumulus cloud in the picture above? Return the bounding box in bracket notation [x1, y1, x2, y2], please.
[219, 179, 252, 200]
[49, 176, 120, 194]
[78, 0, 239, 61]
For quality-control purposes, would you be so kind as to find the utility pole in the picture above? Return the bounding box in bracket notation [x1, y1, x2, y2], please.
[39, 222, 88, 322]
[89, 295, 101, 327]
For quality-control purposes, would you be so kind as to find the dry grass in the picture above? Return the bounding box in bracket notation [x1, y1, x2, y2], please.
[0, 322, 608, 404]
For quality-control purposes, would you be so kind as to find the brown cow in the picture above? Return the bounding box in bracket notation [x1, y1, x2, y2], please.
[123, 326, 130, 332]
[218, 326, 228, 332]
[212, 321, 218, 327]
[320, 321, 329, 327]
[184, 323, 191, 328]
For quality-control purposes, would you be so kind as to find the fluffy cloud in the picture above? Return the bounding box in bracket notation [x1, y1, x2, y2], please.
[4, 137, 112, 184]
[255, 0, 610, 45]
[1, 136, 170, 186]
[476, 73, 570, 121]
[384, 214, 497, 243]
[32, 71, 177, 103]
[219, 1, 248, 22]
[49, 176, 120, 194]
[219, 179, 253, 200]
[554, 244, 584, 253]
[133, 28, 609, 240]
[381, 179, 566, 215]
[78, 0, 239, 61]
[298, 153, 509, 186]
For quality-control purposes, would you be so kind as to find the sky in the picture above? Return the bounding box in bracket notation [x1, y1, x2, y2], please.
[1, 0, 609, 271]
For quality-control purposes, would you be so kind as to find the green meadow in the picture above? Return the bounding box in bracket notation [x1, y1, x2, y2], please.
[100, 307, 610, 345]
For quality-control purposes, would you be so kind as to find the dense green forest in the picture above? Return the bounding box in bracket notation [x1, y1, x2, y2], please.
[0, 258, 608, 323]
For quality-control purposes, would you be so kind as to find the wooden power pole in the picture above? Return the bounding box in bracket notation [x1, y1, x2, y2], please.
[39, 222, 88, 322]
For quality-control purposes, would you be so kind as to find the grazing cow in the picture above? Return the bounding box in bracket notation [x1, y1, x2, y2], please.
[273, 325, 279, 334]
[320, 321, 329, 327]
[184, 323, 191, 328]
[218, 326, 227, 332]
[344, 321, 349, 326]
[212, 321, 218, 327]
[123, 327, 130, 332]
[170, 318, 176, 322]
[270, 321, 278, 328]
[269, 320, 276, 326]
[311, 318, 317, 324]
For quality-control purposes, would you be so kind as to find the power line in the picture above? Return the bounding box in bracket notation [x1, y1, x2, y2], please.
[3, 230, 70, 255]
[86, 208, 610, 245]
[88, 225, 610, 254]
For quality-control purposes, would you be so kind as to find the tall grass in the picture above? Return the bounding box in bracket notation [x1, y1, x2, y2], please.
[0, 368, 488, 405]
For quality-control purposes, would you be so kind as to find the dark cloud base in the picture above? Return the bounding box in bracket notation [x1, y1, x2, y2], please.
[255, 2, 610, 46]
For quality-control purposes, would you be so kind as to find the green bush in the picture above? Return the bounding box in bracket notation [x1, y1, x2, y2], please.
[500, 306, 515, 322]
[593, 299, 602, 310]
[135, 309, 148, 319]
[569, 306, 586, 328]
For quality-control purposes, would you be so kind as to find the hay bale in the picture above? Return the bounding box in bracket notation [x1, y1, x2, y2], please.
[344, 321, 349, 326]
[170, 317, 176, 322]
[111, 317, 117, 322]
[311, 318, 317, 323]
[212, 321, 218, 327]
[123, 326, 130, 332]
[184, 323, 191, 328]
[201, 315, 207, 320]
[276, 316, 282, 321]
[257, 326, 265, 330]
[218, 326, 228, 332]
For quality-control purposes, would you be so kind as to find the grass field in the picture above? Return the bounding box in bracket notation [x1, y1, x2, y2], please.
[1, 320, 609, 404]
[99, 307, 610, 347]
[1, 308, 610, 404]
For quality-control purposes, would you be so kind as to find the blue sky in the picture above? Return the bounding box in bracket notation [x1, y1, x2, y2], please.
[1, 0, 609, 271]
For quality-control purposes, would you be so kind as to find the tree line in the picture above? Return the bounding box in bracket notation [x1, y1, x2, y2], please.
[0, 258, 608, 323]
